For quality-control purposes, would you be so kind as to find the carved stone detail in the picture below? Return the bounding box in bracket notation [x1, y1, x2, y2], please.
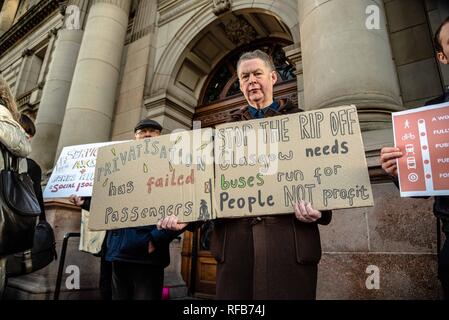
[47, 27, 58, 38]
[224, 16, 257, 46]
[21, 48, 34, 57]
[212, 0, 231, 16]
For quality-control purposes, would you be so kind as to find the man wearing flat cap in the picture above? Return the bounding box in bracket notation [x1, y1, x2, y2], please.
[70, 118, 181, 300]
[133, 118, 163, 137]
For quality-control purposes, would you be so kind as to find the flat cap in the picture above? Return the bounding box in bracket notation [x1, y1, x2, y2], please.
[134, 118, 163, 133]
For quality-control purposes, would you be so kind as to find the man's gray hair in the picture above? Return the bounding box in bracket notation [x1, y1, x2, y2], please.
[237, 49, 276, 73]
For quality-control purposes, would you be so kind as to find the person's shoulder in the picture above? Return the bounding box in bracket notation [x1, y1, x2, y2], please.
[277, 98, 300, 114]
[230, 105, 251, 122]
[0, 104, 14, 119]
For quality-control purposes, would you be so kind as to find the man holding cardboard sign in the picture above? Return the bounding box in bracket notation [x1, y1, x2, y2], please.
[71, 118, 183, 300]
[211, 50, 331, 299]
[158, 46, 375, 298]
[161, 50, 333, 299]
[212, 50, 332, 299]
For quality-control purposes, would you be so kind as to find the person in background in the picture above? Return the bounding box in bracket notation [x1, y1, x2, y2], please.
[70, 118, 184, 300]
[380, 16, 449, 300]
[17, 114, 45, 219]
[0, 78, 31, 298]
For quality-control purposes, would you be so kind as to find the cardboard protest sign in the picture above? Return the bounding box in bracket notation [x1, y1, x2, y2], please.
[43, 141, 125, 198]
[88, 129, 215, 230]
[392, 102, 449, 196]
[214, 105, 373, 218]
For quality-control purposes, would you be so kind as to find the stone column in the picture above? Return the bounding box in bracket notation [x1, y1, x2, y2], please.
[30, 29, 83, 172]
[0, 0, 19, 36]
[55, 0, 131, 158]
[36, 29, 58, 88]
[30, 1, 89, 173]
[299, 0, 403, 130]
[13, 49, 36, 96]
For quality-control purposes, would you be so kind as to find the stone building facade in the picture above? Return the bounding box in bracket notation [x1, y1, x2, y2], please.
[0, 0, 448, 299]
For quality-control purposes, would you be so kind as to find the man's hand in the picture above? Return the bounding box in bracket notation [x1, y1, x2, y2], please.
[148, 241, 156, 254]
[380, 147, 403, 177]
[157, 216, 187, 231]
[69, 194, 85, 207]
[294, 200, 322, 223]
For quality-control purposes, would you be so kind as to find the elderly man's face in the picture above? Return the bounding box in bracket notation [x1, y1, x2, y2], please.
[437, 22, 449, 65]
[134, 127, 161, 140]
[238, 58, 277, 109]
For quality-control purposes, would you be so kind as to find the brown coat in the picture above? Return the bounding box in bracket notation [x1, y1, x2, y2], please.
[210, 99, 332, 300]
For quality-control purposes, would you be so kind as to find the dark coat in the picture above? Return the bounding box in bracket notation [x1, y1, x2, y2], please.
[210, 99, 332, 299]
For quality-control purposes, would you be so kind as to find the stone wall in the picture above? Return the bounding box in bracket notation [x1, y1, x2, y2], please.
[317, 181, 443, 299]
[385, 0, 445, 108]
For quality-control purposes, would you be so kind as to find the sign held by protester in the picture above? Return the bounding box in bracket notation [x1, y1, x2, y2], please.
[43, 142, 125, 198]
[392, 102, 449, 197]
[214, 105, 374, 218]
[88, 129, 215, 230]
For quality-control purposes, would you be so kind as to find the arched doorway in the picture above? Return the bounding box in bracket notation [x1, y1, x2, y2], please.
[182, 40, 298, 299]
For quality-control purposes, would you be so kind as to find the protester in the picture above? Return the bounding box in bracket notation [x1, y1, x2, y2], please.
[0, 78, 31, 298]
[380, 16, 449, 300]
[160, 50, 332, 299]
[70, 118, 183, 300]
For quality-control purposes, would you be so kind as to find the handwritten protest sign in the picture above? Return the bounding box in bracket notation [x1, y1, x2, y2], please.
[392, 102, 449, 196]
[88, 129, 215, 230]
[43, 141, 125, 198]
[214, 105, 373, 218]
[87, 106, 372, 230]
